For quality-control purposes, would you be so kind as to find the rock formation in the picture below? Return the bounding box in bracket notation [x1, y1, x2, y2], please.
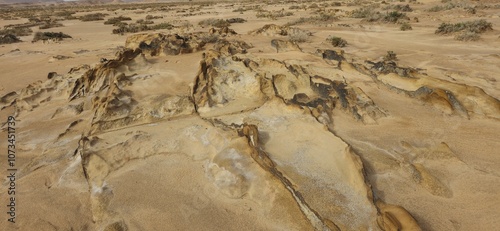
[1, 29, 499, 231]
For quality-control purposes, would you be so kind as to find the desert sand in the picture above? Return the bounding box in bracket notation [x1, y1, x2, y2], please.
[0, 0, 499, 230]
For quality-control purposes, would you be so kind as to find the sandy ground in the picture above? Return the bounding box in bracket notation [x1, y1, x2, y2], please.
[0, 0, 499, 230]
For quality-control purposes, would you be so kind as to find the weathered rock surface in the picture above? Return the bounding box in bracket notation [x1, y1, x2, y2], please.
[1, 30, 499, 231]
[125, 32, 208, 56]
[271, 39, 302, 53]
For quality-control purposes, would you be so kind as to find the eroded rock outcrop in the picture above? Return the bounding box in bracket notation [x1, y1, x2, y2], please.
[193, 48, 385, 124]
[125, 33, 208, 56]
[4, 30, 499, 231]
[271, 39, 302, 53]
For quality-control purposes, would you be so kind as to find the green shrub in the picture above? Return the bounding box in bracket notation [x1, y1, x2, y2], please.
[326, 36, 347, 47]
[383, 11, 408, 23]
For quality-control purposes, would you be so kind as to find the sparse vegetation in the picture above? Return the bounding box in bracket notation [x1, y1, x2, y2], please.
[394, 4, 413, 12]
[198, 33, 219, 43]
[226, 18, 246, 23]
[435, 20, 492, 34]
[0, 34, 22, 44]
[384, 4, 413, 12]
[198, 18, 230, 28]
[382, 11, 409, 23]
[151, 23, 174, 30]
[400, 22, 412, 31]
[232, 5, 261, 13]
[32, 31, 72, 42]
[426, 2, 474, 12]
[285, 12, 338, 26]
[104, 16, 132, 25]
[435, 20, 492, 41]
[289, 5, 302, 10]
[146, 15, 163, 20]
[327, 36, 347, 47]
[39, 20, 64, 29]
[350, 7, 377, 18]
[80, 13, 108, 22]
[256, 10, 293, 20]
[136, 19, 154, 25]
[288, 29, 311, 43]
[309, 3, 319, 9]
[112, 22, 174, 35]
[454, 31, 480, 41]
[350, 7, 409, 24]
[0, 27, 33, 37]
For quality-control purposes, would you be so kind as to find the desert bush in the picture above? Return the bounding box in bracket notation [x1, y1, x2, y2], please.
[454, 31, 480, 41]
[198, 18, 230, 28]
[427, 3, 458, 12]
[39, 21, 64, 29]
[350, 7, 376, 18]
[80, 13, 107, 21]
[55, 11, 76, 18]
[0, 27, 33, 37]
[435, 20, 492, 41]
[309, 3, 319, 9]
[136, 19, 154, 24]
[289, 5, 301, 10]
[316, 12, 338, 22]
[146, 15, 163, 20]
[465, 7, 476, 14]
[112, 21, 173, 34]
[114, 22, 128, 27]
[393, 4, 413, 12]
[400, 22, 412, 31]
[232, 5, 260, 13]
[104, 16, 132, 25]
[285, 12, 337, 26]
[198, 33, 219, 43]
[383, 11, 409, 23]
[151, 23, 174, 30]
[113, 24, 149, 34]
[0, 34, 21, 44]
[256, 10, 293, 20]
[326, 36, 347, 47]
[32, 31, 72, 42]
[435, 20, 492, 34]
[226, 18, 246, 23]
[288, 30, 311, 43]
